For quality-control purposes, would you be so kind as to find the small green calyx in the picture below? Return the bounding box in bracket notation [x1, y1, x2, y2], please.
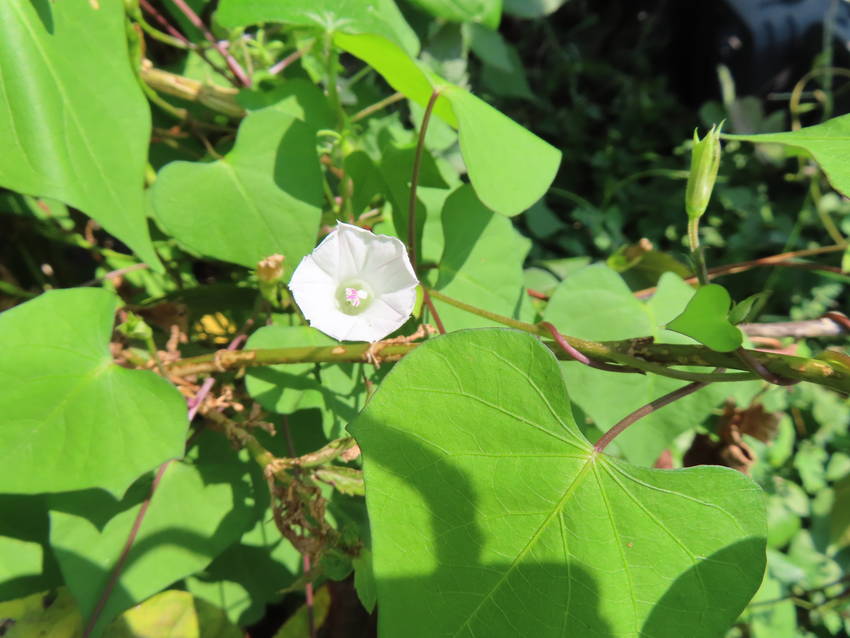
[685, 123, 723, 220]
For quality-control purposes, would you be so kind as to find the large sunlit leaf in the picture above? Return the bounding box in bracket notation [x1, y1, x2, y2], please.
[0, 289, 187, 496]
[350, 329, 766, 637]
[335, 33, 561, 216]
[151, 109, 323, 271]
[432, 185, 531, 329]
[725, 114, 850, 198]
[215, 0, 419, 56]
[543, 266, 758, 465]
[49, 432, 259, 637]
[0, 1, 159, 267]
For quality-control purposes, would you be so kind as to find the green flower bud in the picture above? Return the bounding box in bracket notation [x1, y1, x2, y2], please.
[118, 312, 153, 340]
[257, 254, 286, 307]
[685, 123, 722, 220]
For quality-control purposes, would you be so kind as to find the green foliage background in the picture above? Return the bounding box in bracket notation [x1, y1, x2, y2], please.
[1, 1, 850, 636]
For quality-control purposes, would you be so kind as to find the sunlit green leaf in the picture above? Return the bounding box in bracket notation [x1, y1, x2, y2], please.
[544, 267, 758, 465]
[49, 432, 259, 637]
[106, 589, 241, 638]
[432, 185, 531, 329]
[335, 33, 561, 216]
[0, 538, 41, 593]
[0, 588, 83, 638]
[0, 289, 187, 496]
[152, 109, 323, 271]
[0, 1, 158, 267]
[726, 114, 850, 199]
[350, 329, 766, 637]
[0, 495, 60, 601]
[237, 79, 335, 131]
[667, 284, 743, 352]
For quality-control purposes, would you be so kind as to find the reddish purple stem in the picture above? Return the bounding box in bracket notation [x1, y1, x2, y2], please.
[139, 0, 190, 44]
[167, 0, 252, 86]
[539, 322, 636, 374]
[83, 332, 249, 635]
[422, 288, 446, 335]
[82, 460, 173, 638]
[594, 380, 709, 453]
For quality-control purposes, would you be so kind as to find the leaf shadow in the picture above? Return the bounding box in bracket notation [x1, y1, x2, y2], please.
[380, 143, 450, 262]
[272, 117, 324, 208]
[352, 417, 614, 636]
[249, 363, 366, 435]
[30, 0, 53, 33]
[433, 187, 492, 290]
[353, 417, 761, 637]
[0, 494, 62, 600]
[641, 539, 766, 637]
[41, 438, 261, 634]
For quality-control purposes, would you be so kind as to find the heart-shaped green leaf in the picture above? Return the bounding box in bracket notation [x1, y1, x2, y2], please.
[49, 432, 259, 637]
[667, 284, 743, 352]
[186, 513, 302, 626]
[350, 329, 766, 637]
[151, 109, 323, 271]
[245, 326, 367, 438]
[334, 33, 561, 216]
[0, 289, 187, 496]
[0, 1, 158, 267]
[543, 267, 758, 465]
[725, 115, 850, 199]
[432, 185, 532, 329]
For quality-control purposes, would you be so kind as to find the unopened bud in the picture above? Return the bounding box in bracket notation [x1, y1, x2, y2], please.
[118, 312, 152, 340]
[257, 254, 285, 284]
[685, 124, 722, 220]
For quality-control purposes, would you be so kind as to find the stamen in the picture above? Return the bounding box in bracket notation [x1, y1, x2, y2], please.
[345, 287, 368, 307]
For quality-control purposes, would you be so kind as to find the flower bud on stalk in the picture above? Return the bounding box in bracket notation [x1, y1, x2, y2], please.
[685, 124, 722, 220]
[257, 254, 286, 307]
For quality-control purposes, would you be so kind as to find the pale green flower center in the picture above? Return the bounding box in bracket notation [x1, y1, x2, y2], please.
[336, 279, 373, 315]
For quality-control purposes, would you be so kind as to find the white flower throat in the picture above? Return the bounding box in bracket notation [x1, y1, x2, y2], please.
[336, 279, 373, 315]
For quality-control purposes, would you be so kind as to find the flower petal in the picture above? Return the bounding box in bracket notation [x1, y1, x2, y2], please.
[362, 240, 418, 295]
[336, 222, 373, 280]
[288, 222, 419, 342]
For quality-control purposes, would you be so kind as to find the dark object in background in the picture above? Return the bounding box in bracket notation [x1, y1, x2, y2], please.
[670, 0, 850, 105]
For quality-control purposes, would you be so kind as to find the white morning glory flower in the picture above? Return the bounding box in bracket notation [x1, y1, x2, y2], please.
[288, 223, 419, 342]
